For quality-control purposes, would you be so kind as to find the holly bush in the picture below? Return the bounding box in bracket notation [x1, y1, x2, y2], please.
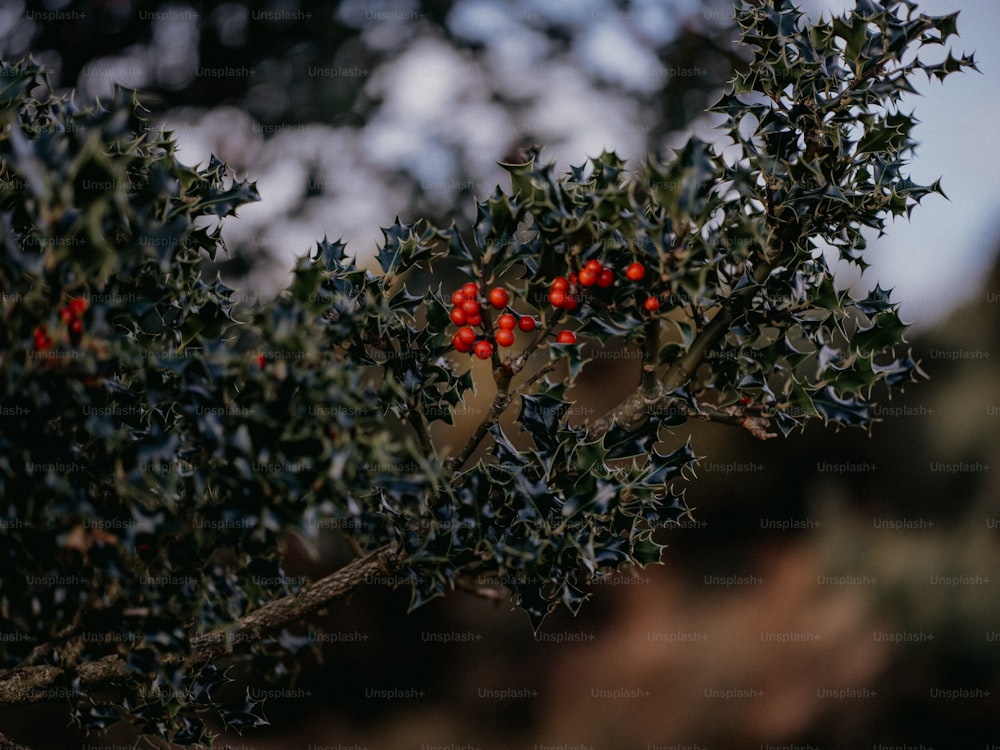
[0, 0, 975, 746]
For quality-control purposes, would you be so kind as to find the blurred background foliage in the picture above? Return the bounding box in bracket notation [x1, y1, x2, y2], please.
[2, 0, 742, 292]
[1, 0, 998, 748]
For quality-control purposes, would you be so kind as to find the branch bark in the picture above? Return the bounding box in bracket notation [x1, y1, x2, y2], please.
[0, 543, 401, 710]
[691, 402, 778, 439]
[0, 729, 32, 750]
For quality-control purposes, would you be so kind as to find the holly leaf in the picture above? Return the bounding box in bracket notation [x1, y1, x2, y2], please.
[851, 310, 907, 355]
[812, 386, 872, 428]
[602, 419, 662, 460]
[313, 236, 351, 270]
[518, 393, 570, 453]
[549, 342, 590, 383]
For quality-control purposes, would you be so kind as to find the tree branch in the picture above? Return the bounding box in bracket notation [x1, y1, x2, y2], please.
[510, 362, 555, 400]
[443, 384, 511, 474]
[0, 729, 32, 750]
[690, 402, 777, 439]
[0, 543, 401, 710]
[407, 405, 435, 458]
[587, 260, 775, 438]
[640, 316, 662, 399]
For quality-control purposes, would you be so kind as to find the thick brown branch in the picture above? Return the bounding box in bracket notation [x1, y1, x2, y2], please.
[184, 542, 400, 667]
[640, 317, 661, 399]
[0, 543, 400, 710]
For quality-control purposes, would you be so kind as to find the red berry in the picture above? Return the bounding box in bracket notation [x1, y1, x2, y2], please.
[549, 290, 566, 308]
[474, 340, 493, 360]
[453, 333, 473, 353]
[450, 307, 467, 326]
[578, 268, 597, 287]
[584, 259, 602, 274]
[68, 297, 88, 316]
[517, 316, 536, 332]
[461, 299, 480, 317]
[551, 276, 569, 292]
[456, 327, 477, 346]
[556, 330, 577, 344]
[488, 287, 509, 310]
[462, 282, 479, 298]
[497, 313, 517, 330]
[60, 306, 73, 324]
[256, 354, 267, 367]
[625, 262, 646, 282]
[495, 329, 515, 347]
[451, 289, 467, 306]
[568, 272, 578, 287]
[596, 268, 614, 288]
[465, 312, 483, 327]
[643, 296, 660, 312]
[563, 295, 578, 311]
[33, 326, 52, 350]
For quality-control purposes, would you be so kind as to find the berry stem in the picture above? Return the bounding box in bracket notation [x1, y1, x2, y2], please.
[510, 306, 564, 374]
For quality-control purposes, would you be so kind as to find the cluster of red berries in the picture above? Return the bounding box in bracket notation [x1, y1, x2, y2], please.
[448, 260, 657, 357]
[449, 282, 538, 360]
[548, 260, 658, 313]
[546, 274, 578, 312]
[33, 297, 88, 350]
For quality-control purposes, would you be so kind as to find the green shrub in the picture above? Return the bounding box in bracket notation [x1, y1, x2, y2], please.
[0, 0, 975, 745]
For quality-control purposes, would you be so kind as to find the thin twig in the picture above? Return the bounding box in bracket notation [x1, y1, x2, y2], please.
[510, 362, 556, 400]
[689, 403, 777, 440]
[443, 385, 511, 475]
[407, 405, 435, 458]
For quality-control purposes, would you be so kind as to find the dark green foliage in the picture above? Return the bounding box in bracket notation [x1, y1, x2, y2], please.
[0, 0, 975, 745]
[0, 60, 428, 743]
